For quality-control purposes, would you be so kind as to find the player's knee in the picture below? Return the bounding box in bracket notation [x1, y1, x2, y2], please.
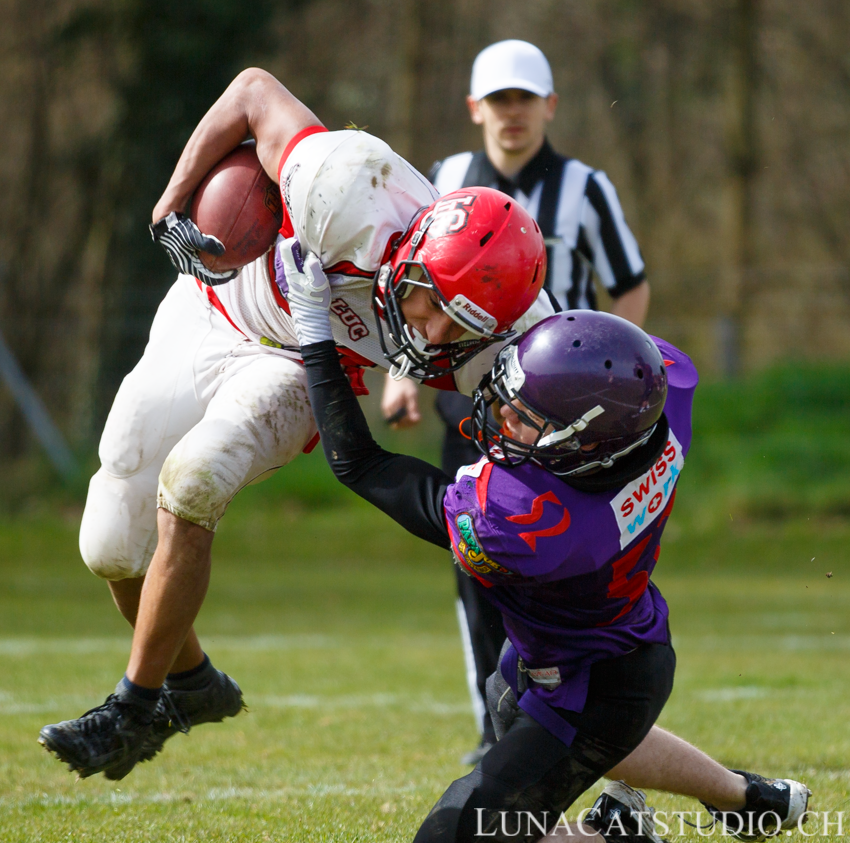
[80, 528, 148, 581]
[79, 468, 158, 580]
[157, 435, 249, 531]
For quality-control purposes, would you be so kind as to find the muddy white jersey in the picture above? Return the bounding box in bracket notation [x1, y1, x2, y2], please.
[208, 128, 556, 394]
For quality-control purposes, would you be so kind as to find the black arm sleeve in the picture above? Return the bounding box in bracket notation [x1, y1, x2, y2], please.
[301, 341, 452, 550]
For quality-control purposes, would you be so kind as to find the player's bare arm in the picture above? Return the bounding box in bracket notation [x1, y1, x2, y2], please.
[152, 68, 322, 221]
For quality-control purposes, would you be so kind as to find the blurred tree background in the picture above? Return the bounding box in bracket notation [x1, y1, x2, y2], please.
[0, 0, 848, 484]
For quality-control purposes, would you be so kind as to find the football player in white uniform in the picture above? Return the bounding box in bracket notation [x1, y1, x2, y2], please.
[38, 68, 552, 781]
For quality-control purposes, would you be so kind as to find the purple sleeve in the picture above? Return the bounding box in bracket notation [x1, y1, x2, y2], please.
[652, 337, 698, 456]
[445, 462, 578, 581]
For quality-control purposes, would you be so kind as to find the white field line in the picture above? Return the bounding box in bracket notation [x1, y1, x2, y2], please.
[0, 690, 470, 717]
[0, 634, 340, 657]
[693, 686, 767, 702]
[0, 782, 429, 809]
[0, 632, 458, 657]
[3, 632, 848, 658]
[671, 633, 850, 651]
[252, 692, 469, 715]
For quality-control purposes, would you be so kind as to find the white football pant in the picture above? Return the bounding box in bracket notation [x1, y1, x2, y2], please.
[79, 277, 317, 580]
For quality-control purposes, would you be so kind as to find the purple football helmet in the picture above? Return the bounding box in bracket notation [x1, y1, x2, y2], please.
[472, 311, 668, 476]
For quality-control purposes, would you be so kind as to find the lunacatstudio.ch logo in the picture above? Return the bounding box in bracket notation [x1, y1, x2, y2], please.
[473, 808, 841, 838]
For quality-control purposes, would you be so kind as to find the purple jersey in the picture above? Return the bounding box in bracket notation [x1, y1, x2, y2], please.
[444, 338, 698, 727]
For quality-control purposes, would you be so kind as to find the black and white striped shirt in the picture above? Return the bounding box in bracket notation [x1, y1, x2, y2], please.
[430, 141, 645, 311]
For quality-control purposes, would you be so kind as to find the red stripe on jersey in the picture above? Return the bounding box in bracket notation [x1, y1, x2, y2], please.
[196, 279, 246, 336]
[337, 348, 375, 369]
[663, 359, 675, 367]
[324, 260, 375, 279]
[267, 263, 292, 314]
[277, 125, 329, 237]
[277, 125, 328, 181]
[476, 460, 494, 514]
[303, 431, 320, 454]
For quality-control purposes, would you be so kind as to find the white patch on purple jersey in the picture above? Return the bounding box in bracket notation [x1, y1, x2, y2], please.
[454, 458, 488, 482]
[611, 430, 685, 549]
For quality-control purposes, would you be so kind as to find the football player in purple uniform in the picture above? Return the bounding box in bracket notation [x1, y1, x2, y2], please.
[283, 241, 810, 842]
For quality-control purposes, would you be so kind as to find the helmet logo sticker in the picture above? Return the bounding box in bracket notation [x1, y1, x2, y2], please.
[419, 194, 477, 237]
[503, 345, 526, 393]
[445, 294, 498, 336]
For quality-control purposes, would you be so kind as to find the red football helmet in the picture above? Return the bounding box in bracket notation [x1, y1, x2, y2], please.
[373, 187, 546, 379]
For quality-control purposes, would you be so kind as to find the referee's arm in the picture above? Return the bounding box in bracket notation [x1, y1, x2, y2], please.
[583, 170, 650, 327]
[611, 279, 650, 327]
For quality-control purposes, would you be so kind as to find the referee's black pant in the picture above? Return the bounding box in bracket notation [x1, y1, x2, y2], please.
[437, 391, 506, 747]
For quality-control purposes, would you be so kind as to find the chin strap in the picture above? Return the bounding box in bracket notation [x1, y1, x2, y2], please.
[537, 405, 605, 448]
[388, 325, 438, 381]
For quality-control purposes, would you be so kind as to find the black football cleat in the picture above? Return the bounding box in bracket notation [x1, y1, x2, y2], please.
[701, 770, 811, 841]
[39, 695, 153, 781]
[139, 669, 245, 763]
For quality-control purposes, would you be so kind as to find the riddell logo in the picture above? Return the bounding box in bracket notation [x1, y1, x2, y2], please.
[461, 301, 488, 322]
[447, 294, 497, 335]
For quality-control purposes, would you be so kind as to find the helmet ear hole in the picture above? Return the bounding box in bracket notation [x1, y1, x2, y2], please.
[604, 360, 612, 369]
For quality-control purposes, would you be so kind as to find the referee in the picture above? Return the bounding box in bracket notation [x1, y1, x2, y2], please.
[382, 39, 650, 765]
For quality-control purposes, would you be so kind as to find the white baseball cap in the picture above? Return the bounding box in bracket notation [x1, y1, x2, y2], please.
[470, 40, 554, 101]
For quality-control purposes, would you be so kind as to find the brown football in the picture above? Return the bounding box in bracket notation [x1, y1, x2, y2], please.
[190, 141, 283, 272]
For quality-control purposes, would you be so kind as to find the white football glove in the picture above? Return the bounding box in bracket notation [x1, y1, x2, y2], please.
[150, 211, 238, 287]
[278, 237, 334, 346]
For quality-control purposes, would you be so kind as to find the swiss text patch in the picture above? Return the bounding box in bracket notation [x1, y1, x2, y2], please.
[611, 431, 684, 549]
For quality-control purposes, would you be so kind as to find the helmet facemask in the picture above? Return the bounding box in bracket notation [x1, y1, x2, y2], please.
[472, 342, 659, 477]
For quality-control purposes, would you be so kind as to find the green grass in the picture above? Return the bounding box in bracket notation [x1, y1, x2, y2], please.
[0, 363, 849, 840]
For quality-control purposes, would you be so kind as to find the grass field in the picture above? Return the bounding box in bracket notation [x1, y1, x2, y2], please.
[1, 365, 849, 841]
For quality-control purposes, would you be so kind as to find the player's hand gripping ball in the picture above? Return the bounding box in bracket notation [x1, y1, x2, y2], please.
[150, 142, 283, 286]
[149, 212, 237, 287]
